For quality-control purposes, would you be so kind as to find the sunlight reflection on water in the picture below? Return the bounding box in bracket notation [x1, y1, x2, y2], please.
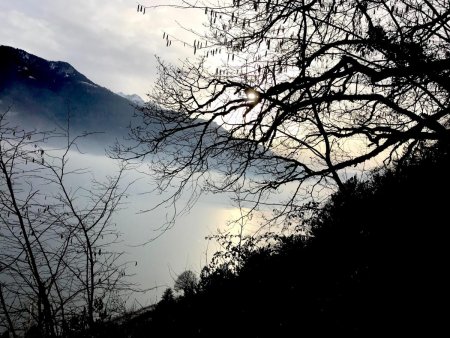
[57, 149, 258, 306]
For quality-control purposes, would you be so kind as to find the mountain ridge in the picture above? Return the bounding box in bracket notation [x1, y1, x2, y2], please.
[0, 45, 228, 157]
[0, 45, 139, 142]
[117, 92, 146, 106]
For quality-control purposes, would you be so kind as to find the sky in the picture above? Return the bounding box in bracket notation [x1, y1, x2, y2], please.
[0, 0, 204, 99]
[0, 0, 360, 307]
[0, 0, 233, 305]
[0, 0, 269, 306]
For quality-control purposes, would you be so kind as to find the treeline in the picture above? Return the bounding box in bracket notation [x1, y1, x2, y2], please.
[100, 141, 449, 337]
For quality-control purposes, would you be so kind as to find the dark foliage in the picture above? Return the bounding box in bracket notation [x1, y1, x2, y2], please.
[174, 271, 198, 297]
[99, 141, 449, 337]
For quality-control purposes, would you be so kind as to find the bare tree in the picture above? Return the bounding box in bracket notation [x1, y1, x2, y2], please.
[0, 110, 133, 337]
[123, 0, 450, 227]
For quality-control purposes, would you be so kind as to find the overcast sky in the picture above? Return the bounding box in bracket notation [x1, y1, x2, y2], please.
[0, 0, 228, 304]
[0, 0, 203, 99]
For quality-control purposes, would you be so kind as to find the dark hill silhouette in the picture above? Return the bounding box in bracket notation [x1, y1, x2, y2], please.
[90, 141, 449, 337]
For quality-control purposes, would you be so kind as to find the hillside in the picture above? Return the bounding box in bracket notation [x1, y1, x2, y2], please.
[89, 141, 449, 338]
[0, 45, 141, 142]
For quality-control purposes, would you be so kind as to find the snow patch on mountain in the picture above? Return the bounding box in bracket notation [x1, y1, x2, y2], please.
[80, 81, 98, 88]
[116, 92, 146, 106]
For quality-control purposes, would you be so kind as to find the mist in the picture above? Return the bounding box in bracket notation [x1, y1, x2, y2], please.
[44, 142, 250, 306]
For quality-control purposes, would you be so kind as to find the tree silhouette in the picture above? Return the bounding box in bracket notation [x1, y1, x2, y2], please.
[174, 271, 198, 297]
[133, 141, 449, 337]
[160, 288, 175, 304]
[125, 0, 450, 225]
[0, 111, 133, 337]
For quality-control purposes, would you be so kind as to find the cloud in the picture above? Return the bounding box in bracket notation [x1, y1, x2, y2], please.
[0, 9, 61, 55]
[0, 0, 205, 98]
[0, 0, 223, 305]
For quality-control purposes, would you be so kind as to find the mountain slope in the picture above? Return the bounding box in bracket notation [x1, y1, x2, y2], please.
[0, 45, 138, 139]
[0, 45, 231, 158]
[117, 92, 146, 106]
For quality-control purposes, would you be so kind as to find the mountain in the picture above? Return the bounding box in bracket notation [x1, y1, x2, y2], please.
[0, 45, 138, 144]
[0, 45, 232, 159]
[117, 92, 146, 107]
